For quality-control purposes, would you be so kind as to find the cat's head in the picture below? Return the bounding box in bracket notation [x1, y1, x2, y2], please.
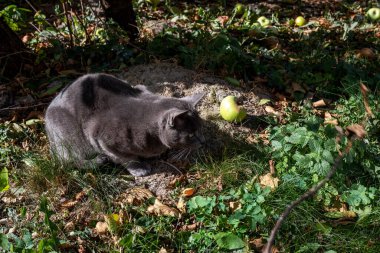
[159, 93, 205, 149]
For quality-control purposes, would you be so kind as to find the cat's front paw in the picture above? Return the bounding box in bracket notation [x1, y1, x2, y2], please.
[126, 161, 152, 177]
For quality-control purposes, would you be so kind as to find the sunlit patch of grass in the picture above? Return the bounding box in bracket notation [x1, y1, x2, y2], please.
[190, 146, 269, 195]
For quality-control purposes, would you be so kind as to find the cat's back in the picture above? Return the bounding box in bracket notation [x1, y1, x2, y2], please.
[47, 73, 148, 118]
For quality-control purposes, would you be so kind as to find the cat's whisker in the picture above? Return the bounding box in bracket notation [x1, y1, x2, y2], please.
[160, 161, 183, 175]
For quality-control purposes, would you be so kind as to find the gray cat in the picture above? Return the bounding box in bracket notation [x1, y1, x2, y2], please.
[45, 73, 205, 176]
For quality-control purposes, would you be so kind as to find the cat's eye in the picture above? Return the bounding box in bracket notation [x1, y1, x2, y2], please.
[189, 133, 194, 138]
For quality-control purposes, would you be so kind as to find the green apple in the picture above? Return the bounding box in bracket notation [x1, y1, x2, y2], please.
[257, 16, 270, 27]
[295, 16, 306, 26]
[366, 7, 380, 21]
[234, 3, 245, 16]
[220, 96, 247, 123]
[147, 0, 160, 10]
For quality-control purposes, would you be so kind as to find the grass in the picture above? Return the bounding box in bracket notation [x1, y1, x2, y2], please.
[1, 1, 380, 252]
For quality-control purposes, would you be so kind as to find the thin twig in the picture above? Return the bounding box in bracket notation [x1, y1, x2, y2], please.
[0, 51, 35, 60]
[263, 136, 354, 253]
[0, 103, 49, 112]
[62, 0, 74, 47]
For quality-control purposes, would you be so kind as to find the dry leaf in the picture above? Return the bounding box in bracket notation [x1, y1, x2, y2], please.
[180, 223, 199, 231]
[346, 124, 366, 139]
[168, 175, 187, 188]
[124, 187, 154, 206]
[216, 176, 223, 192]
[269, 160, 275, 175]
[104, 213, 122, 234]
[177, 197, 186, 213]
[265, 106, 279, 116]
[75, 190, 87, 201]
[360, 83, 374, 117]
[147, 199, 180, 217]
[78, 245, 86, 253]
[324, 112, 338, 125]
[64, 221, 75, 232]
[95, 221, 108, 235]
[249, 237, 264, 250]
[133, 225, 146, 234]
[292, 82, 306, 94]
[324, 119, 338, 125]
[357, 48, 376, 60]
[216, 16, 229, 26]
[61, 200, 78, 209]
[313, 99, 326, 107]
[159, 248, 168, 253]
[229, 201, 242, 212]
[182, 188, 195, 197]
[259, 173, 280, 191]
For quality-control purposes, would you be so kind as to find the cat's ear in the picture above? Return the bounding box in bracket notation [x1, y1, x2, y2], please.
[168, 109, 189, 128]
[181, 92, 205, 107]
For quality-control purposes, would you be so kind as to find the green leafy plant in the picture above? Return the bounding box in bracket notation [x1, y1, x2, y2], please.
[0, 167, 9, 192]
[0, 5, 31, 31]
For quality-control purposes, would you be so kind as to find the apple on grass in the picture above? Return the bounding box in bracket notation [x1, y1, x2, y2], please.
[234, 4, 245, 16]
[295, 16, 306, 26]
[257, 16, 270, 27]
[220, 96, 247, 123]
[367, 7, 380, 21]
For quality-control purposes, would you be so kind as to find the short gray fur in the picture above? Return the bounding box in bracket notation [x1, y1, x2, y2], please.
[45, 73, 205, 176]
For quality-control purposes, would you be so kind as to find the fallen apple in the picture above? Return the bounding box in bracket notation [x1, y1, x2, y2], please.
[366, 7, 380, 21]
[257, 16, 270, 27]
[220, 96, 247, 123]
[295, 16, 306, 26]
[234, 3, 245, 16]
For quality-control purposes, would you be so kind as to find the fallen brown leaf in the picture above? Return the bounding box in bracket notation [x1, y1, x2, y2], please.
[360, 83, 374, 117]
[168, 175, 187, 188]
[346, 124, 366, 139]
[64, 221, 75, 232]
[249, 237, 264, 250]
[147, 199, 180, 217]
[269, 160, 275, 175]
[177, 197, 186, 213]
[216, 16, 229, 26]
[61, 200, 78, 209]
[75, 190, 87, 201]
[313, 99, 326, 108]
[259, 173, 280, 191]
[229, 201, 242, 212]
[180, 223, 199, 231]
[291, 82, 306, 94]
[122, 187, 154, 206]
[265, 106, 280, 116]
[182, 188, 196, 197]
[357, 48, 376, 60]
[324, 112, 338, 125]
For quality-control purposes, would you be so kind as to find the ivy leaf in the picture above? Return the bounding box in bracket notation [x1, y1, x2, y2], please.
[308, 139, 322, 154]
[322, 150, 334, 164]
[0, 234, 10, 251]
[271, 140, 282, 150]
[287, 127, 307, 144]
[215, 232, 245, 250]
